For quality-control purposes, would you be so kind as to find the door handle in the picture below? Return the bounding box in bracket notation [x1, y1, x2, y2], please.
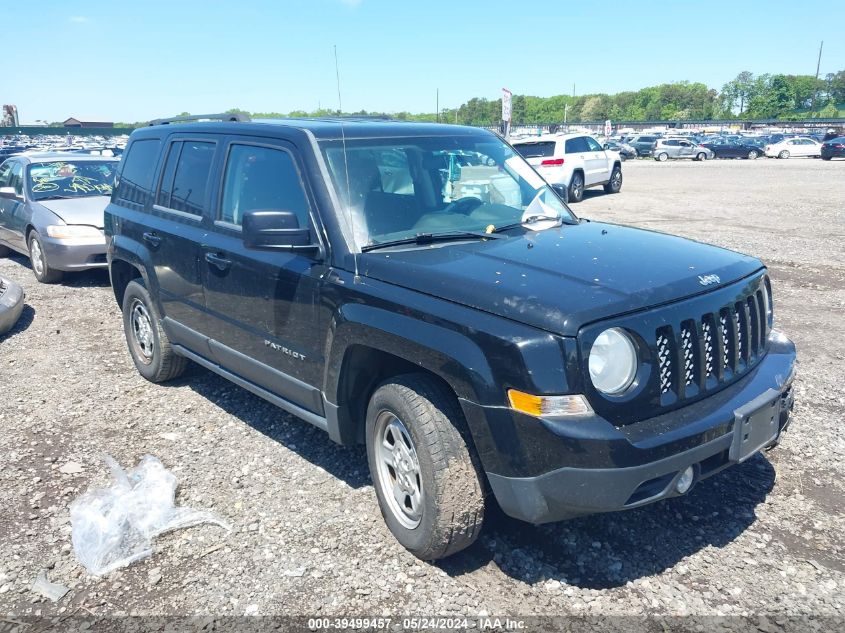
[142, 231, 162, 247]
[204, 251, 232, 271]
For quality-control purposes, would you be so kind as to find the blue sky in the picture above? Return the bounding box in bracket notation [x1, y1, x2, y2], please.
[4, 0, 844, 123]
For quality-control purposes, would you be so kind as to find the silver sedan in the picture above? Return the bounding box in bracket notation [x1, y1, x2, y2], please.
[0, 153, 118, 283]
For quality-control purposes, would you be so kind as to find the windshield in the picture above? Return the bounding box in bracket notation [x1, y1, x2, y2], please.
[26, 160, 117, 200]
[319, 133, 575, 250]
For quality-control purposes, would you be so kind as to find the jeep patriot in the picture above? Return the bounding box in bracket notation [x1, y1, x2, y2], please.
[105, 115, 796, 560]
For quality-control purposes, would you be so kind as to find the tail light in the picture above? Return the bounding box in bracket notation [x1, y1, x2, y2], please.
[541, 158, 565, 166]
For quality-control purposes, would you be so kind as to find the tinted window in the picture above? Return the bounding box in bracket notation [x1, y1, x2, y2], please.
[166, 141, 215, 216]
[220, 144, 310, 227]
[512, 141, 556, 159]
[115, 138, 162, 207]
[564, 137, 590, 153]
[0, 161, 11, 188]
[665, 140, 680, 146]
[638, 136, 656, 143]
[9, 162, 23, 195]
[156, 142, 182, 208]
[585, 137, 603, 152]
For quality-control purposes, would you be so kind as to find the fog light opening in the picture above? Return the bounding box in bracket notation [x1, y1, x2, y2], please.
[675, 466, 695, 494]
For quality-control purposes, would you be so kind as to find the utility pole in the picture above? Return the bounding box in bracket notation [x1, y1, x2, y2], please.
[436, 89, 439, 123]
[811, 41, 823, 113]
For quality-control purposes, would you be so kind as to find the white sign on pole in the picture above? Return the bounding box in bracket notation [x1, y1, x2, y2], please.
[604, 119, 612, 136]
[502, 88, 512, 122]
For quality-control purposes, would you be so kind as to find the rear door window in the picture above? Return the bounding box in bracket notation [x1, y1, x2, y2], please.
[157, 140, 215, 217]
[564, 137, 590, 153]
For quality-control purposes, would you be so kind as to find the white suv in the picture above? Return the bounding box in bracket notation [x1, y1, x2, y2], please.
[512, 133, 622, 202]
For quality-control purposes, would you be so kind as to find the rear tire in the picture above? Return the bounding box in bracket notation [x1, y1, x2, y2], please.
[28, 232, 63, 284]
[122, 279, 188, 383]
[568, 172, 584, 203]
[0, 245, 10, 257]
[778, 150, 790, 159]
[656, 152, 668, 162]
[747, 150, 759, 159]
[822, 156, 832, 161]
[603, 166, 622, 194]
[365, 374, 485, 560]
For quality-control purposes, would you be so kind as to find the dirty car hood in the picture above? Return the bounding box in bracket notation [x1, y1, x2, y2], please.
[37, 196, 110, 228]
[361, 221, 764, 336]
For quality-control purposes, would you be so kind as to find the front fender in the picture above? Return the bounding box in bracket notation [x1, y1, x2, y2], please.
[324, 302, 494, 405]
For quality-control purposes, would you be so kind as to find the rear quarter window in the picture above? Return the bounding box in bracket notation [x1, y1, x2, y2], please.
[114, 138, 162, 208]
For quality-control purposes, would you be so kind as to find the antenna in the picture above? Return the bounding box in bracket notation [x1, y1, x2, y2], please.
[334, 44, 359, 278]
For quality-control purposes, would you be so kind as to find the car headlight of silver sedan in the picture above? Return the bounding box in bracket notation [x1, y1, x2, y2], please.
[588, 327, 638, 395]
[45, 225, 103, 239]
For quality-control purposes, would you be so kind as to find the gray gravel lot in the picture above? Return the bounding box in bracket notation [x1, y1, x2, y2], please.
[1, 157, 843, 621]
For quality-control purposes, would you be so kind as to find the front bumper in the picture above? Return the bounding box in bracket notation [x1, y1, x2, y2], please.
[41, 234, 107, 271]
[462, 333, 796, 524]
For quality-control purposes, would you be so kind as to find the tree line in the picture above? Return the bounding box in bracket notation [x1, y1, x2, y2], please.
[104, 69, 844, 128]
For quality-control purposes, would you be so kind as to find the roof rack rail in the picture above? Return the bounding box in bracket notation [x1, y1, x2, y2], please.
[148, 113, 251, 126]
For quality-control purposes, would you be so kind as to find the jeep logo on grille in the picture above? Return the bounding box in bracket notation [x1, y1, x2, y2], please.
[698, 274, 721, 286]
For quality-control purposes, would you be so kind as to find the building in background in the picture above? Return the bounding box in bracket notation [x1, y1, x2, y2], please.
[63, 117, 114, 128]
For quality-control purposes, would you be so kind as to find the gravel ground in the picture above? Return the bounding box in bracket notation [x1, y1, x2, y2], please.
[1, 157, 843, 624]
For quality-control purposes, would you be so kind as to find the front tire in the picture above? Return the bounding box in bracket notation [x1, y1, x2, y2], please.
[603, 166, 622, 194]
[28, 231, 63, 284]
[696, 152, 707, 161]
[568, 172, 584, 203]
[122, 279, 188, 382]
[747, 149, 759, 159]
[365, 374, 485, 560]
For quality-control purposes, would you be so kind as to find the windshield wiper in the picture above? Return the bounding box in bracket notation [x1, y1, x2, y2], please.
[35, 195, 74, 201]
[361, 230, 502, 252]
[492, 214, 563, 233]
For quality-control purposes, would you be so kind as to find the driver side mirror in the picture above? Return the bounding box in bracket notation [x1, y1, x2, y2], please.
[242, 210, 320, 254]
[551, 183, 569, 204]
[0, 186, 21, 201]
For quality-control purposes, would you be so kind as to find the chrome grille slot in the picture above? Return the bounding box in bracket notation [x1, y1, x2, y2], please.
[656, 327, 674, 396]
[701, 315, 717, 381]
[755, 289, 767, 346]
[747, 296, 760, 356]
[680, 320, 697, 388]
[719, 308, 733, 373]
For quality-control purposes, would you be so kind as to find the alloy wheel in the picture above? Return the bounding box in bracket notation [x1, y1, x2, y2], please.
[373, 411, 423, 529]
[129, 299, 155, 364]
[29, 239, 44, 277]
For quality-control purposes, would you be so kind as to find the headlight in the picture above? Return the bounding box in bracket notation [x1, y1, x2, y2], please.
[45, 225, 103, 239]
[588, 327, 638, 395]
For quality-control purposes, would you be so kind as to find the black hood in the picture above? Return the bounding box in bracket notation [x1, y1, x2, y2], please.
[361, 221, 763, 336]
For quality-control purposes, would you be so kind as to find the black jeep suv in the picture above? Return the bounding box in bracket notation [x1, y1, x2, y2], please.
[105, 115, 796, 560]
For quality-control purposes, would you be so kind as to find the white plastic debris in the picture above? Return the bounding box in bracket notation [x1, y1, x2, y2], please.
[31, 570, 70, 602]
[70, 455, 230, 575]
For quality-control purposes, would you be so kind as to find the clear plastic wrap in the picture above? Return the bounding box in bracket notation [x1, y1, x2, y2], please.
[70, 455, 230, 575]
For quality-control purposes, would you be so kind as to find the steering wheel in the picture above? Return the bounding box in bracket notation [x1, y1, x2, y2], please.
[444, 196, 483, 215]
